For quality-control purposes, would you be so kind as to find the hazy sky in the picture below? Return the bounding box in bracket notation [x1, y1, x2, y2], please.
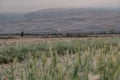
[0, 0, 120, 13]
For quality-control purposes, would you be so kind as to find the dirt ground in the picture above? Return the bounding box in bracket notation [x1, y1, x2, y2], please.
[0, 37, 73, 46]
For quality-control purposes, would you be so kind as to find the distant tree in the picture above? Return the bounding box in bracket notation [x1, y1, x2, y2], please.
[78, 34, 82, 37]
[20, 31, 24, 37]
[45, 32, 50, 38]
[54, 29, 59, 37]
[109, 28, 115, 34]
[66, 33, 72, 37]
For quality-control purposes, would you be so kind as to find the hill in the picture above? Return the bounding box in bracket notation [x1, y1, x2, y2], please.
[0, 8, 120, 34]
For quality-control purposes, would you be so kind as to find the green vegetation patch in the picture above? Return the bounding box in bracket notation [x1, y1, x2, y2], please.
[0, 37, 120, 80]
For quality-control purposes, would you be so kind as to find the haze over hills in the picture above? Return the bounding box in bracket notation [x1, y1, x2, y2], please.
[0, 8, 120, 34]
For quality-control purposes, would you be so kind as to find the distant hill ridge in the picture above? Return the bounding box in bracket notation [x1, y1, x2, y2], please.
[0, 8, 120, 34]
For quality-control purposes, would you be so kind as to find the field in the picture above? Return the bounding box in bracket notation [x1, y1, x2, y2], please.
[0, 37, 120, 80]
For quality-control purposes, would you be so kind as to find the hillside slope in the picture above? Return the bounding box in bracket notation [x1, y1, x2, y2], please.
[0, 8, 120, 34]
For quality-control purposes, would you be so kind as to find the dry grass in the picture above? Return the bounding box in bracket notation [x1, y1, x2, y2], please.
[0, 37, 120, 80]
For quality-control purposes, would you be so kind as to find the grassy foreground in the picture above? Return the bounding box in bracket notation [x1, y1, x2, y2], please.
[0, 37, 120, 80]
